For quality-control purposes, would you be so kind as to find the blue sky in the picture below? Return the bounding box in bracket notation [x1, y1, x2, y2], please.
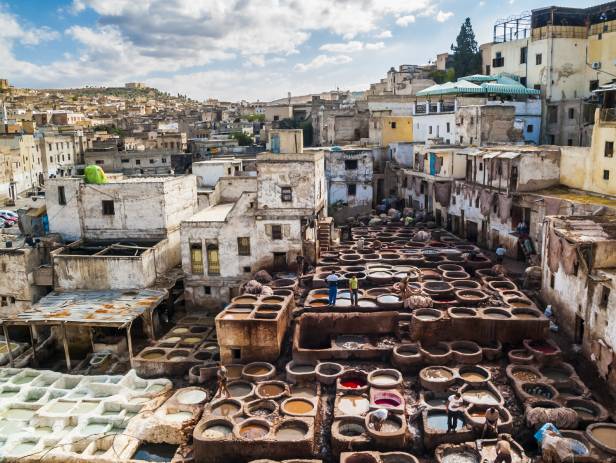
[0, 0, 604, 101]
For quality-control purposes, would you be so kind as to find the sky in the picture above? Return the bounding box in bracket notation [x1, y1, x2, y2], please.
[0, 0, 605, 102]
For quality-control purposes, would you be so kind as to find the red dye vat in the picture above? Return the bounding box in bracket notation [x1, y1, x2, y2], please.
[341, 379, 365, 389]
[374, 398, 400, 407]
[530, 342, 557, 354]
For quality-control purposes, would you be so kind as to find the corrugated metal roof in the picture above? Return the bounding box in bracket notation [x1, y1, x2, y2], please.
[499, 151, 521, 159]
[480, 83, 540, 95]
[482, 151, 501, 159]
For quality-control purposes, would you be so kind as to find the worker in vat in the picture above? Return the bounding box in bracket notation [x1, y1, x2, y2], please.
[446, 391, 465, 432]
[326, 270, 340, 306]
[348, 273, 359, 307]
[216, 365, 230, 398]
[492, 435, 512, 463]
[481, 407, 499, 438]
[370, 408, 389, 431]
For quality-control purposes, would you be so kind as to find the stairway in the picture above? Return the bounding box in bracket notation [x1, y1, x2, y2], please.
[317, 218, 333, 254]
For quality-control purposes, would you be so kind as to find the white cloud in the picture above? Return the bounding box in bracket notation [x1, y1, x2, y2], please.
[0, 6, 59, 45]
[294, 55, 353, 72]
[376, 30, 393, 39]
[320, 41, 385, 53]
[365, 42, 385, 50]
[396, 15, 416, 27]
[436, 10, 454, 22]
[320, 41, 364, 53]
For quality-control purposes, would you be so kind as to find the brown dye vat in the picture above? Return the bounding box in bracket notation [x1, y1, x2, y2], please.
[227, 365, 243, 380]
[380, 419, 402, 433]
[310, 299, 330, 307]
[483, 309, 511, 319]
[588, 425, 616, 453]
[234, 297, 258, 303]
[512, 369, 540, 382]
[261, 297, 284, 303]
[212, 402, 241, 417]
[258, 384, 285, 397]
[461, 372, 485, 382]
[284, 399, 314, 414]
[239, 423, 269, 439]
[424, 345, 448, 355]
[245, 365, 271, 376]
[167, 350, 190, 360]
[275, 422, 308, 440]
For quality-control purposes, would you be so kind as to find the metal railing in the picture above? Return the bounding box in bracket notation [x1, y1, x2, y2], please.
[600, 108, 616, 123]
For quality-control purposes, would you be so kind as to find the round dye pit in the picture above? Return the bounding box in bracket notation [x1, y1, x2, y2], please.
[346, 454, 378, 463]
[338, 421, 366, 437]
[528, 341, 558, 354]
[167, 350, 190, 361]
[257, 383, 286, 398]
[368, 369, 401, 387]
[540, 367, 571, 382]
[460, 370, 488, 383]
[171, 328, 189, 335]
[238, 422, 269, 439]
[202, 423, 232, 439]
[227, 381, 253, 398]
[422, 367, 454, 381]
[461, 389, 499, 405]
[512, 368, 540, 382]
[211, 401, 241, 417]
[441, 451, 479, 463]
[247, 400, 277, 418]
[283, 399, 314, 415]
[232, 296, 258, 304]
[140, 349, 165, 360]
[427, 411, 463, 431]
[340, 378, 367, 389]
[483, 309, 511, 319]
[338, 395, 370, 415]
[243, 363, 274, 377]
[165, 411, 193, 423]
[588, 424, 616, 453]
[177, 389, 207, 405]
[275, 422, 308, 440]
[522, 383, 556, 399]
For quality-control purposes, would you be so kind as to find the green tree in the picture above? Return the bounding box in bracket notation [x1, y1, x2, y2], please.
[450, 18, 482, 79]
[231, 131, 253, 146]
[430, 68, 456, 84]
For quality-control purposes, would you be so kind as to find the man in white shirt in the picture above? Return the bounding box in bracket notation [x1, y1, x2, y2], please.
[326, 271, 339, 306]
[447, 391, 465, 432]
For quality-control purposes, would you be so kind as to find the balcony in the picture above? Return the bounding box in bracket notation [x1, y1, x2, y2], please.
[600, 108, 616, 123]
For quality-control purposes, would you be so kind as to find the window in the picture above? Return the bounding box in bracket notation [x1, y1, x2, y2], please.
[207, 245, 220, 275]
[568, 108, 575, 119]
[550, 273, 555, 289]
[547, 106, 558, 123]
[391, 121, 397, 129]
[347, 184, 357, 196]
[149, 159, 155, 164]
[520, 77, 527, 87]
[102, 200, 115, 215]
[567, 139, 573, 146]
[345, 160, 358, 170]
[190, 244, 203, 274]
[135, 159, 141, 165]
[162, 158, 167, 163]
[605, 141, 614, 157]
[590, 80, 599, 92]
[479, 162, 483, 171]
[58, 186, 66, 205]
[281, 186, 292, 202]
[527, 124, 534, 133]
[48, 144, 52, 151]
[273, 115, 279, 121]
[598, 32, 603, 40]
[520, 46, 527, 64]
[272, 225, 282, 240]
[600, 286, 611, 308]
[492, 52, 504, 68]
[203, 286, 211, 294]
[243, 266, 251, 273]
[446, 122, 450, 133]
[121, 159, 129, 163]
[429, 126, 433, 135]
[49, 157, 53, 163]
[535, 53, 542, 65]
[604, 170, 610, 180]
[237, 237, 251, 256]
[95, 160, 104, 165]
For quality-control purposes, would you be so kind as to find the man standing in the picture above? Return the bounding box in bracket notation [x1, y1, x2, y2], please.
[446, 391, 465, 432]
[326, 270, 339, 306]
[495, 244, 506, 264]
[216, 365, 230, 399]
[349, 274, 359, 307]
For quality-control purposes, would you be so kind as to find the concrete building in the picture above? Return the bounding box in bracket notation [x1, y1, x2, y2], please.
[192, 159, 244, 188]
[264, 105, 293, 122]
[540, 215, 616, 393]
[0, 237, 52, 317]
[0, 134, 43, 201]
[36, 132, 78, 179]
[485, 3, 616, 146]
[456, 105, 523, 146]
[181, 130, 326, 310]
[369, 116, 413, 146]
[45, 175, 197, 291]
[322, 146, 374, 221]
[156, 132, 187, 152]
[84, 149, 175, 175]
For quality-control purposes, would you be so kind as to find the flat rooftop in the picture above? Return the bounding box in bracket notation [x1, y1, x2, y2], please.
[186, 203, 235, 223]
[551, 215, 616, 242]
[534, 186, 616, 209]
[1, 288, 167, 327]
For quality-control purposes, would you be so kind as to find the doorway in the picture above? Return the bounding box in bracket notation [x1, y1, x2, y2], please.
[574, 314, 585, 344]
[273, 252, 287, 271]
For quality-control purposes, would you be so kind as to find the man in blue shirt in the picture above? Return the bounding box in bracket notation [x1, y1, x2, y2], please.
[326, 271, 339, 306]
[495, 244, 506, 264]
